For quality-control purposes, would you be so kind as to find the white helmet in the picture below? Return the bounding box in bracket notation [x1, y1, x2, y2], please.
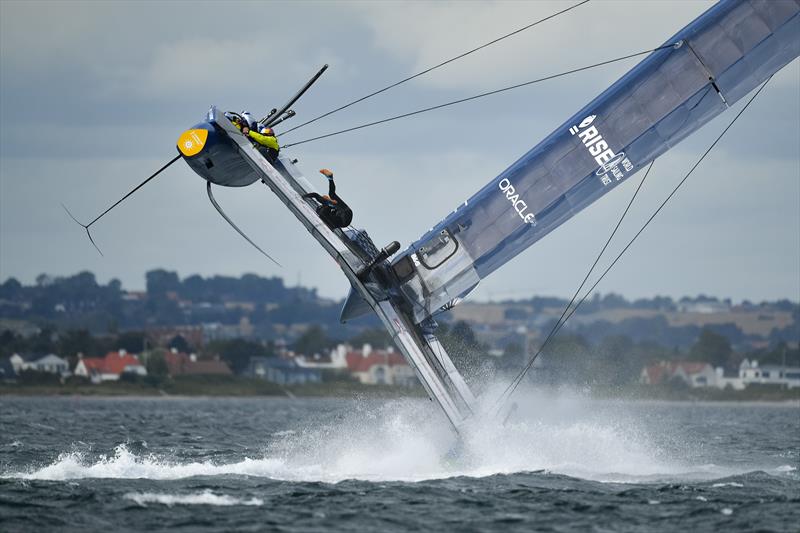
[240, 111, 257, 130]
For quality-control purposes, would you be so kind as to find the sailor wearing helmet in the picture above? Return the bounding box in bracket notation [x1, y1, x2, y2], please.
[229, 111, 280, 161]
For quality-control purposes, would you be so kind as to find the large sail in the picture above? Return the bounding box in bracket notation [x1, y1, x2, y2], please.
[392, 0, 800, 323]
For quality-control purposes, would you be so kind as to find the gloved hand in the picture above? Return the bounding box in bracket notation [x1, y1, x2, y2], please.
[319, 168, 334, 180]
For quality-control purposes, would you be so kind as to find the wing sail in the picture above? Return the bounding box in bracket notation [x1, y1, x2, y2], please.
[394, 0, 800, 322]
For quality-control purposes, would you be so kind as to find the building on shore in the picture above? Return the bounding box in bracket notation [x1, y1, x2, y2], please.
[640, 361, 719, 388]
[10, 353, 70, 378]
[73, 350, 147, 383]
[344, 344, 416, 387]
[640, 358, 800, 390]
[294, 344, 349, 371]
[738, 359, 800, 389]
[163, 349, 232, 377]
[292, 343, 417, 386]
[246, 356, 322, 385]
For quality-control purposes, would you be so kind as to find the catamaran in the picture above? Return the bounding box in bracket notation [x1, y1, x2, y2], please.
[69, 0, 799, 433]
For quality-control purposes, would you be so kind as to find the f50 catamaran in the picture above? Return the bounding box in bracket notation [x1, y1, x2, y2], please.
[71, 0, 799, 433]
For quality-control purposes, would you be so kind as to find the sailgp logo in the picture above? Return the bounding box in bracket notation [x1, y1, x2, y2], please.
[498, 178, 536, 226]
[569, 114, 596, 133]
[569, 114, 633, 186]
[596, 152, 627, 175]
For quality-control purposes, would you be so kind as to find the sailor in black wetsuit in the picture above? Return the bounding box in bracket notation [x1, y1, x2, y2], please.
[302, 169, 353, 229]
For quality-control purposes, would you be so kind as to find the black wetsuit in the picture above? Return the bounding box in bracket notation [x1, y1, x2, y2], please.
[302, 179, 353, 229]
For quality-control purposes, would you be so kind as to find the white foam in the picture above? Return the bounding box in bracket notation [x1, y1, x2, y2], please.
[721, 508, 733, 515]
[125, 490, 263, 507]
[711, 482, 744, 488]
[3, 445, 287, 481]
[0, 391, 768, 484]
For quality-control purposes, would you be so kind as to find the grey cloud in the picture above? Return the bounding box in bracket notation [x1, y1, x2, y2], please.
[1, 0, 797, 304]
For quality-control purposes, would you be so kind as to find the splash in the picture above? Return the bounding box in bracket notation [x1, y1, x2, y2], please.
[125, 490, 263, 507]
[2, 390, 786, 484]
[3, 444, 286, 481]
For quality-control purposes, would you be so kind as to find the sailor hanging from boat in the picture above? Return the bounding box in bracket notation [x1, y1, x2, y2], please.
[302, 168, 354, 229]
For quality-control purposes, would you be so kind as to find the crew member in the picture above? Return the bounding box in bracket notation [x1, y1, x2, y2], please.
[241, 123, 280, 161]
[227, 112, 280, 161]
[302, 169, 353, 229]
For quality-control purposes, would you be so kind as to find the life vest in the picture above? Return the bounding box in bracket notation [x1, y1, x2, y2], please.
[247, 130, 280, 152]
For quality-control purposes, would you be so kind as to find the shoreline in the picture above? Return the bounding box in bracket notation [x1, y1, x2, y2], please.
[1, 394, 798, 408]
[0, 378, 427, 399]
[2, 380, 798, 403]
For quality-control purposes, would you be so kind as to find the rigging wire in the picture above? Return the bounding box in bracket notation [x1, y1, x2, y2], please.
[494, 160, 654, 412]
[280, 0, 592, 136]
[282, 43, 676, 149]
[495, 75, 773, 410]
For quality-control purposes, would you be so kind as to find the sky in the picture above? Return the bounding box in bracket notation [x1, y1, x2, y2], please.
[1, 0, 798, 304]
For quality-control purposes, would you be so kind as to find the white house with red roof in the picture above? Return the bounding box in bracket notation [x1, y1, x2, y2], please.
[641, 358, 800, 390]
[344, 344, 416, 386]
[74, 357, 106, 384]
[294, 343, 349, 370]
[640, 361, 720, 388]
[163, 348, 232, 376]
[74, 350, 147, 383]
[292, 343, 417, 386]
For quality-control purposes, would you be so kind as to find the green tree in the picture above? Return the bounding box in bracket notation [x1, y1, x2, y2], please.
[168, 334, 191, 353]
[349, 328, 393, 349]
[116, 331, 146, 353]
[293, 325, 332, 356]
[145, 350, 169, 379]
[541, 334, 592, 384]
[593, 335, 637, 386]
[690, 327, 732, 368]
[146, 269, 180, 296]
[26, 326, 58, 355]
[58, 329, 98, 358]
[0, 278, 22, 299]
[746, 341, 800, 367]
[205, 339, 271, 374]
[0, 330, 25, 358]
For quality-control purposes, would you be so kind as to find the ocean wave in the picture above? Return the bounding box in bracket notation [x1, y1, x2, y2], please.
[1, 444, 289, 481]
[2, 393, 792, 485]
[124, 490, 263, 507]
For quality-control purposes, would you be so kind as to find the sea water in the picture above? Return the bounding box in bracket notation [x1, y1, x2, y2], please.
[0, 393, 797, 532]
